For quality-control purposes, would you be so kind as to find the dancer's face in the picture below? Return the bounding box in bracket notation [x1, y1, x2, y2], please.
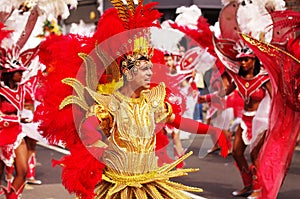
[238, 57, 255, 74]
[130, 60, 153, 90]
[12, 70, 24, 83]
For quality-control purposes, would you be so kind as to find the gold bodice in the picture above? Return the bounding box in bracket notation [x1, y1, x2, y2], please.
[91, 83, 172, 175]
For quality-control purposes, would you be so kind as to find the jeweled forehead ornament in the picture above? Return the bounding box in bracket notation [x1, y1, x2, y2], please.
[117, 30, 154, 73]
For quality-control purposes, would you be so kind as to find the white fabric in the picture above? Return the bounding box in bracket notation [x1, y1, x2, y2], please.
[180, 83, 198, 139]
[0, 132, 25, 167]
[250, 92, 271, 150]
[210, 108, 234, 130]
[21, 108, 46, 142]
[240, 92, 271, 148]
[240, 119, 251, 145]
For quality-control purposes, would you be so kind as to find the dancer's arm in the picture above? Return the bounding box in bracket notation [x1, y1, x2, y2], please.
[168, 114, 230, 157]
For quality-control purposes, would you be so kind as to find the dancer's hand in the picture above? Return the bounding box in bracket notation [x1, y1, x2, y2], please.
[198, 95, 207, 103]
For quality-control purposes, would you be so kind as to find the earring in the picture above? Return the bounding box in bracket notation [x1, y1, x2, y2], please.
[123, 68, 133, 81]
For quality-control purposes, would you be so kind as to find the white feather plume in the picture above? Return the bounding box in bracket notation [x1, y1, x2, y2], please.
[175, 5, 202, 29]
[69, 20, 96, 36]
[0, 0, 24, 12]
[236, 0, 286, 42]
[37, 0, 77, 19]
[150, 26, 184, 54]
[221, 0, 238, 6]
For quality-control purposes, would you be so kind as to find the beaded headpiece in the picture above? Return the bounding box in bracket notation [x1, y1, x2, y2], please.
[117, 29, 154, 74]
[0, 46, 38, 73]
[234, 40, 255, 59]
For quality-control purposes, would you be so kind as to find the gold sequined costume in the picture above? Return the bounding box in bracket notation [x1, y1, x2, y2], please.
[82, 83, 202, 199]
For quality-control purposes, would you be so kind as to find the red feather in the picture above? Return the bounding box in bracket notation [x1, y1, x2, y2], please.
[35, 34, 96, 147]
[93, 2, 162, 44]
[0, 22, 12, 45]
[53, 144, 105, 199]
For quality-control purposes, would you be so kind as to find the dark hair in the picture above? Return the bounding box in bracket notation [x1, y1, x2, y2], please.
[120, 55, 150, 81]
[1, 70, 23, 87]
[122, 55, 149, 71]
[1, 72, 14, 87]
[238, 57, 260, 77]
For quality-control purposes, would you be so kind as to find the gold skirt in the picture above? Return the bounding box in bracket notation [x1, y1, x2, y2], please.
[94, 151, 203, 199]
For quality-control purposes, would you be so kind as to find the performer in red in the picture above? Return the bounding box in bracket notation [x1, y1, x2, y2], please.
[0, 48, 29, 198]
[240, 10, 300, 199]
[199, 42, 272, 197]
[0, 17, 40, 198]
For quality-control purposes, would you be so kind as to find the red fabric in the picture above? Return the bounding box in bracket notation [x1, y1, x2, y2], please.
[242, 34, 300, 199]
[80, 116, 103, 146]
[287, 36, 300, 59]
[242, 114, 254, 141]
[226, 89, 244, 118]
[155, 128, 173, 166]
[0, 101, 18, 115]
[0, 85, 26, 113]
[227, 70, 269, 102]
[24, 91, 34, 105]
[0, 120, 21, 146]
[170, 114, 229, 157]
[190, 81, 197, 91]
[155, 127, 169, 151]
[269, 10, 300, 43]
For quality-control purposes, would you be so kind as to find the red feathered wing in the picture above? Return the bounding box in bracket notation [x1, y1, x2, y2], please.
[36, 33, 106, 199]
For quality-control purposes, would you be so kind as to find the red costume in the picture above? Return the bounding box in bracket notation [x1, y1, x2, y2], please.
[227, 70, 270, 145]
[241, 10, 300, 197]
[0, 84, 26, 167]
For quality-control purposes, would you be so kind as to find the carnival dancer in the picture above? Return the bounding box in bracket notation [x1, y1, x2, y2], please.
[0, 46, 31, 198]
[200, 1, 288, 197]
[35, 1, 230, 198]
[37, 30, 230, 199]
[240, 9, 300, 199]
[199, 41, 272, 197]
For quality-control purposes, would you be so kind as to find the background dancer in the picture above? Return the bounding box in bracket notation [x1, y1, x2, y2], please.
[199, 43, 272, 197]
[0, 44, 30, 198]
[240, 9, 300, 198]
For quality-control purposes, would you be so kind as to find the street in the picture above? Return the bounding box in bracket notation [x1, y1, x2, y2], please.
[1, 135, 299, 199]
